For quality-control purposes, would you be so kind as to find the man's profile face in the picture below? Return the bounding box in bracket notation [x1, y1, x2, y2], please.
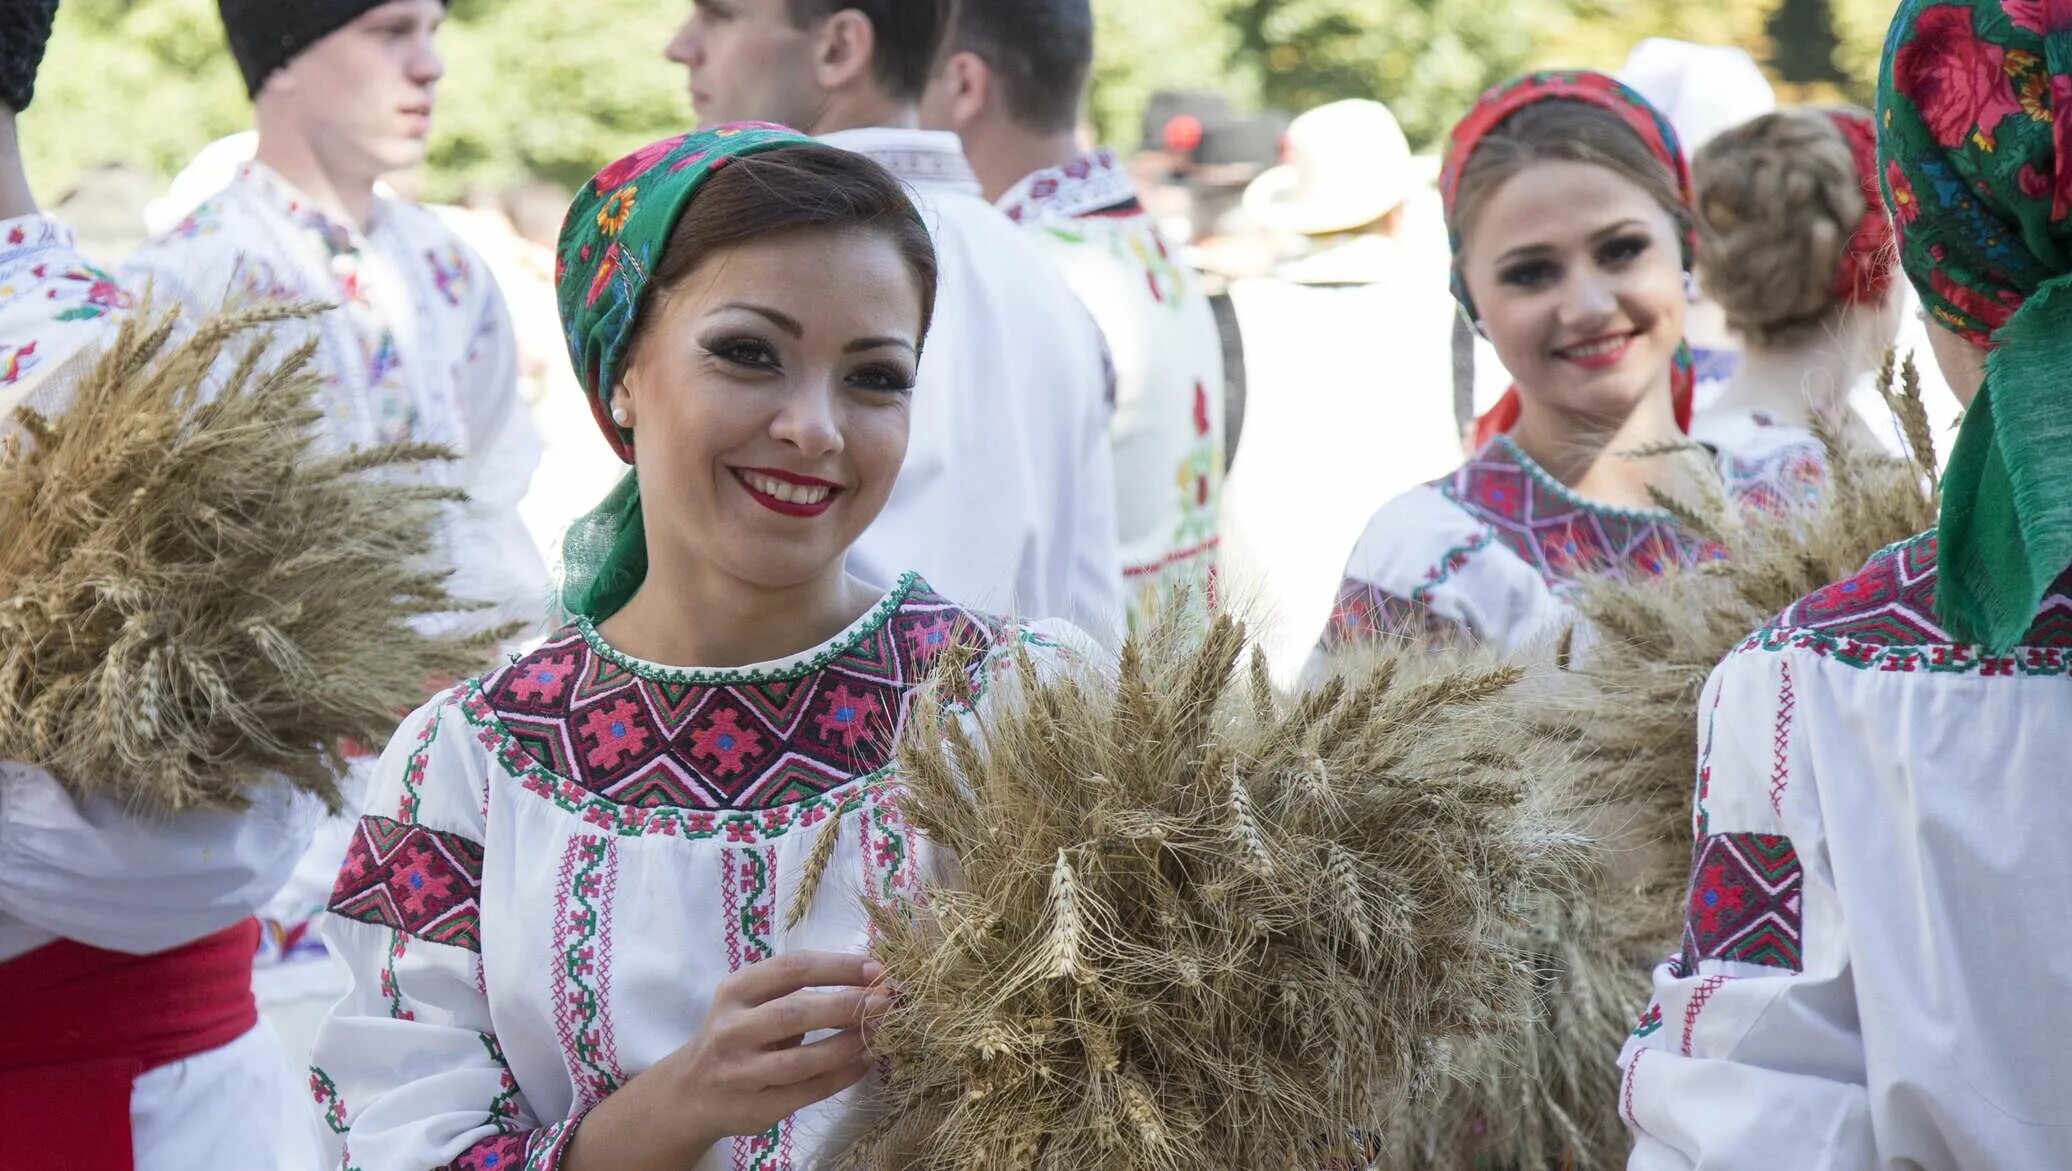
[664, 0, 826, 132]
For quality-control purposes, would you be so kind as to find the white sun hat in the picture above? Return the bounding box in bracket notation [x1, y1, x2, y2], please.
[1618, 38, 1778, 159]
[1242, 98, 1424, 237]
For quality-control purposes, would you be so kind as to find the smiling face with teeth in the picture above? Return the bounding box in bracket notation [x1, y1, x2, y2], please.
[610, 225, 926, 593]
[1458, 158, 1688, 434]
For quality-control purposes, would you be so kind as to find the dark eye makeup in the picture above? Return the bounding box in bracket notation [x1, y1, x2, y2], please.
[699, 334, 915, 394]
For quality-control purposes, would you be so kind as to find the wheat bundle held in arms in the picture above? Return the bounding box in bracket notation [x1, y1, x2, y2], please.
[830, 608, 1588, 1171]
[0, 302, 512, 815]
[1376, 351, 1943, 1171]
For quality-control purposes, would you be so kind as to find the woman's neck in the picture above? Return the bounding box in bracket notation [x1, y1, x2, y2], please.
[0, 116, 39, 222]
[1717, 326, 1874, 427]
[598, 559, 879, 671]
[1506, 382, 1687, 513]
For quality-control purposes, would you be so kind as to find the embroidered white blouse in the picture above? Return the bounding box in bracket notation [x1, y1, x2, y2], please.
[1618, 532, 2072, 1169]
[819, 128, 1122, 639]
[997, 148, 1225, 628]
[1315, 431, 1825, 660]
[123, 162, 550, 638]
[309, 576, 1089, 1170]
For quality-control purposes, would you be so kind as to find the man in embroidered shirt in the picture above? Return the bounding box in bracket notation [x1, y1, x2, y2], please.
[664, 0, 1123, 638]
[921, 0, 1225, 631]
[0, 6, 324, 1169]
[120, 0, 549, 1097]
[125, 0, 548, 640]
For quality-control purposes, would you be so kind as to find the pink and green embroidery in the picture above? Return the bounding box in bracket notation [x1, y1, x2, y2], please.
[328, 814, 485, 952]
[470, 579, 1030, 827]
[723, 844, 792, 1169]
[309, 1066, 352, 1135]
[1745, 531, 2072, 673]
[1679, 832, 1804, 974]
[552, 835, 623, 1109]
[397, 705, 445, 824]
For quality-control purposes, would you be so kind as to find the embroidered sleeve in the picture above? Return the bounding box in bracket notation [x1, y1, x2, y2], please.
[1316, 577, 1472, 655]
[312, 696, 583, 1171]
[1616, 650, 1876, 1169]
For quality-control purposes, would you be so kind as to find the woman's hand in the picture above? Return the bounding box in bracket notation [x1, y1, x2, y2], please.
[562, 951, 890, 1171]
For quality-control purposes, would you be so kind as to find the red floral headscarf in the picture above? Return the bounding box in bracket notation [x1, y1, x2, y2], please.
[1439, 70, 1698, 448]
[1879, 0, 2072, 650]
[1827, 109, 1899, 305]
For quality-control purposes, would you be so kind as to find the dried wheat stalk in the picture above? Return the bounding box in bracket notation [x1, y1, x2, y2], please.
[832, 606, 1589, 1171]
[0, 302, 511, 814]
[1375, 351, 1943, 1170]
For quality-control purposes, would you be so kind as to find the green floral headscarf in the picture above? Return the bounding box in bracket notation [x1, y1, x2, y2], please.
[1878, 0, 2072, 650]
[552, 122, 811, 621]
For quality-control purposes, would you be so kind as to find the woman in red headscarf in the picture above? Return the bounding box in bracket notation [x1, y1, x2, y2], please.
[1687, 107, 1908, 454]
[1311, 72, 1822, 663]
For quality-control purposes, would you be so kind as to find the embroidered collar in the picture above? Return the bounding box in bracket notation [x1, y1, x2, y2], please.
[818, 128, 982, 197]
[477, 572, 1013, 810]
[571, 572, 924, 686]
[996, 147, 1137, 224]
[1437, 434, 1718, 591]
[235, 161, 390, 253]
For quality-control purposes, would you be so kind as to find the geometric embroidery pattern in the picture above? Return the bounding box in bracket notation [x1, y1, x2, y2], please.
[1435, 435, 1723, 593]
[1435, 435, 1826, 594]
[552, 835, 622, 1111]
[481, 574, 1004, 811]
[450, 1118, 583, 1171]
[327, 815, 486, 951]
[1679, 832, 1804, 974]
[1749, 531, 2072, 673]
[1319, 578, 1469, 652]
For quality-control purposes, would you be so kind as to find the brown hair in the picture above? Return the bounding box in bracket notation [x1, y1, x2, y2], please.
[1693, 108, 1869, 346]
[948, 0, 1094, 135]
[635, 143, 939, 353]
[1452, 99, 1688, 246]
[786, 0, 953, 104]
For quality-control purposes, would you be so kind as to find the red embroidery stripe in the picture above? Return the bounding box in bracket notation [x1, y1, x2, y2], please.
[1769, 662, 1795, 816]
[1623, 1049, 1646, 1134]
[1681, 975, 1732, 1055]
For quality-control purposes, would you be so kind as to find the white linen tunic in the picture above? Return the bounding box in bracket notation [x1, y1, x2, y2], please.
[124, 161, 549, 639]
[997, 148, 1225, 628]
[310, 576, 1087, 1170]
[0, 211, 325, 1171]
[819, 129, 1122, 640]
[1316, 431, 1825, 659]
[1618, 532, 2072, 1170]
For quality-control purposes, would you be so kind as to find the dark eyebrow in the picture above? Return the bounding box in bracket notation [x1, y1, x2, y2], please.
[711, 302, 803, 337]
[1493, 219, 1649, 268]
[845, 336, 915, 355]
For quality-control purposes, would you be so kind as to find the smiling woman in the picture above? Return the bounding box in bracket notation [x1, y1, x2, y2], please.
[305, 125, 1096, 1171]
[1308, 71, 1826, 664]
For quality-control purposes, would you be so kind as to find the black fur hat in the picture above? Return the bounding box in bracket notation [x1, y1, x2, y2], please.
[218, 0, 448, 99]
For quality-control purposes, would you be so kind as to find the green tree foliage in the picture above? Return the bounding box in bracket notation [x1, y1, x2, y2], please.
[1087, 0, 1249, 148]
[24, 0, 249, 193]
[1221, 0, 1554, 150]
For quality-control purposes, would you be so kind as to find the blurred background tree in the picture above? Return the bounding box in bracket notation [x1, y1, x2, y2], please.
[20, 0, 1888, 205]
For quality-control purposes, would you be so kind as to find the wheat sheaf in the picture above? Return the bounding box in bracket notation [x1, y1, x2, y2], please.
[1374, 352, 1944, 1171]
[831, 609, 1588, 1171]
[0, 302, 511, 814]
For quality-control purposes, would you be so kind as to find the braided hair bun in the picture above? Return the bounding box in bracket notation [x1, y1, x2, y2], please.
[1693, 108, 1871, 346]
[0, 0, 58, 114]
